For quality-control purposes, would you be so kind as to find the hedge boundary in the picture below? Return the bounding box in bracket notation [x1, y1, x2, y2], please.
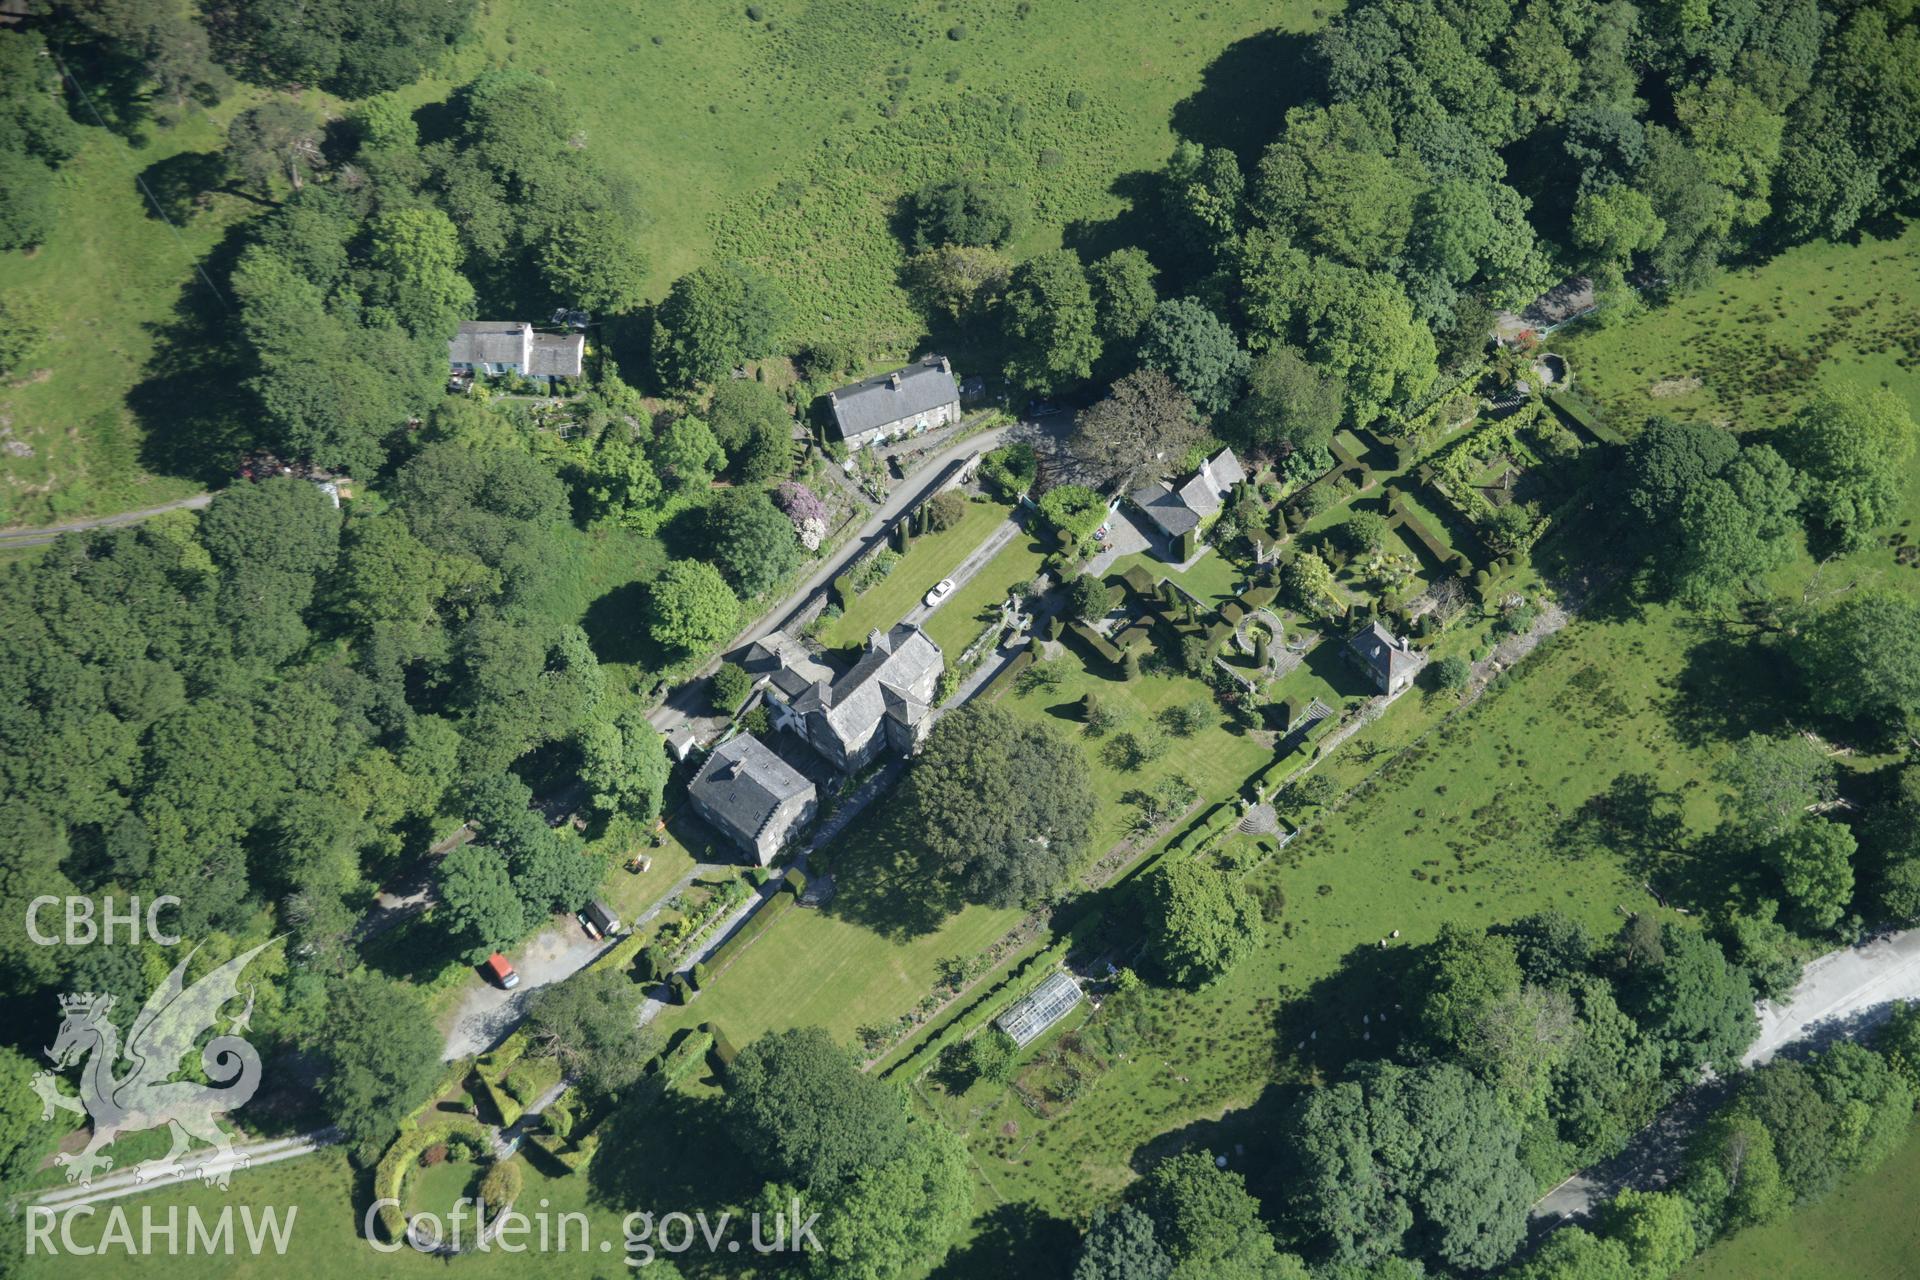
[373, 1116, 490, 1241]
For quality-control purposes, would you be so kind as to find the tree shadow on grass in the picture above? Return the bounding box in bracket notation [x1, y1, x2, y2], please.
[130, 219, 265, 486]
[589, 1091, 761, 1256]
[927, 1200, 1081, 1280]
[358, 913, 462, 986]
[1271, 940, 1422, 1084]
[1170, 29, 1321, 169]
[657, 500, 716, 562]
[136, 150, 234, 223]
[1128, 1077, 1313, 1218]
[817, 806, 965, 942]
[582, 580, 658, 668]
[1666, 623, 1797, 748]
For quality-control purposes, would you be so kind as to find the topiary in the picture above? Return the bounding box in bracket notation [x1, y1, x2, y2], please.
[478, 1159, 524, 1210]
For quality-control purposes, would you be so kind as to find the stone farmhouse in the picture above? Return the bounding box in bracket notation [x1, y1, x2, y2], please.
[686, 734, 818, 865]
[742, 623, 944, 772]
[825, 355, 961, 450]
[1129, 446, 1246, 560]
[449, 321, 583, 383]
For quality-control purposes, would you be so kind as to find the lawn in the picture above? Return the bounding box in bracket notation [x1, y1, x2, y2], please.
[922, 525, 1048, 657]
[820, 497, 1011, 649]
[996, 639, 1275, 856]
[1111, 545, 1245, 608]
[1679, 1120, 1920, 1279]
[648, 798, 1027, 1053]
[589, 812, 703, 926]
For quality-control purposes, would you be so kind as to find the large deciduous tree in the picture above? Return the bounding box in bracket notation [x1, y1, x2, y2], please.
[1143, 859, 1261, 988]
[725, 1028, 910, 1188]
[1791, 591, 1920, 734]
[1138, 298, 1249, 414]
[804, 1119, 973, 1280]
[318, 973, 444, 1151]
[577, 707, 670, 821]
[1073, 368, 1206, 492]
[1003, 250, 1102, 394]
[902, 704, 1095, 908]
[1779, 386, 1919, 550]
[707, 487, 803, 597]
[652, 264, 788, 390]
[648, 559, 740, 654]
[208, 0, 474, 96]
[525, 966, 655, 1099]
[1284, 1060, 1534, 1273]
[1230, 345, 1343, 463]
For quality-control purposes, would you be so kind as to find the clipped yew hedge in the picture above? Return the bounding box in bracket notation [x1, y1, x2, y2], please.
[373, 1117, 489, 1241]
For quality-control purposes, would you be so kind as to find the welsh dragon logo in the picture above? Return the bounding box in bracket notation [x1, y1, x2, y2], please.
[31, 941, 273, 1190]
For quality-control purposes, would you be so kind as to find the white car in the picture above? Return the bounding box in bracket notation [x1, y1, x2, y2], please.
[924, 578, 956, 607]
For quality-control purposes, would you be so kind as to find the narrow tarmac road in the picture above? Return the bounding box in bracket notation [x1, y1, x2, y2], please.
[0, 493, 214, 546]
[1528, 926, 1920, 1230]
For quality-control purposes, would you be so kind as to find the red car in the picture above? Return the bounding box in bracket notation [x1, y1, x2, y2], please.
[483, 953, 520, 990]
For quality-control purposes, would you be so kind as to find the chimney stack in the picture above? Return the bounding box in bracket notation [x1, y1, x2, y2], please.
[888, 372, 901, 389]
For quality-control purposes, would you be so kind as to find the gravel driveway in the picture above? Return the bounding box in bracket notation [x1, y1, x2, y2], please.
[440, 919, 611, 1061]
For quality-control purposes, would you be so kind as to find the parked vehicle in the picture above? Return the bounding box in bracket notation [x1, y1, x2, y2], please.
[924, 578, 957, 607]
[483, 953, 520, 990]
[582, 900, 621, 938]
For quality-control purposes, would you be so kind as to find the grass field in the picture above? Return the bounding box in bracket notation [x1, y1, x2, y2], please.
[1556, 225, 1920, 431]
[1680, 1120, 1920, 1280]
[820, 497, 1011, 648]
[473, 0, 1327, 352]
[0, 110, 250, 525]
[648, 800, 1027, 1053]
[3, 0, 1328, 524]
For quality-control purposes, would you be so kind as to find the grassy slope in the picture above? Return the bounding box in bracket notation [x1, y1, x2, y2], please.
[473, 0, 1327, 303]
[3, 0, 1324, 523]
[0, 109, 243, 524]
[1557, 225, 1920, 428]
[1681, 1120, 1920, 1279]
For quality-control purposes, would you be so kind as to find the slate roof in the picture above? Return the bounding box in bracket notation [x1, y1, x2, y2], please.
[450, 322, 529, 367]
[688, 734, 814, 844]
[742, 630, 836, 700]
[1349, 620, 1420, 688]
[448, 322, 583, 378]
[1129, 447, 1246, 537]
[789, 623, 942, 756]
[827, 356, 959, 440]
[528, 331, 584, 377]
